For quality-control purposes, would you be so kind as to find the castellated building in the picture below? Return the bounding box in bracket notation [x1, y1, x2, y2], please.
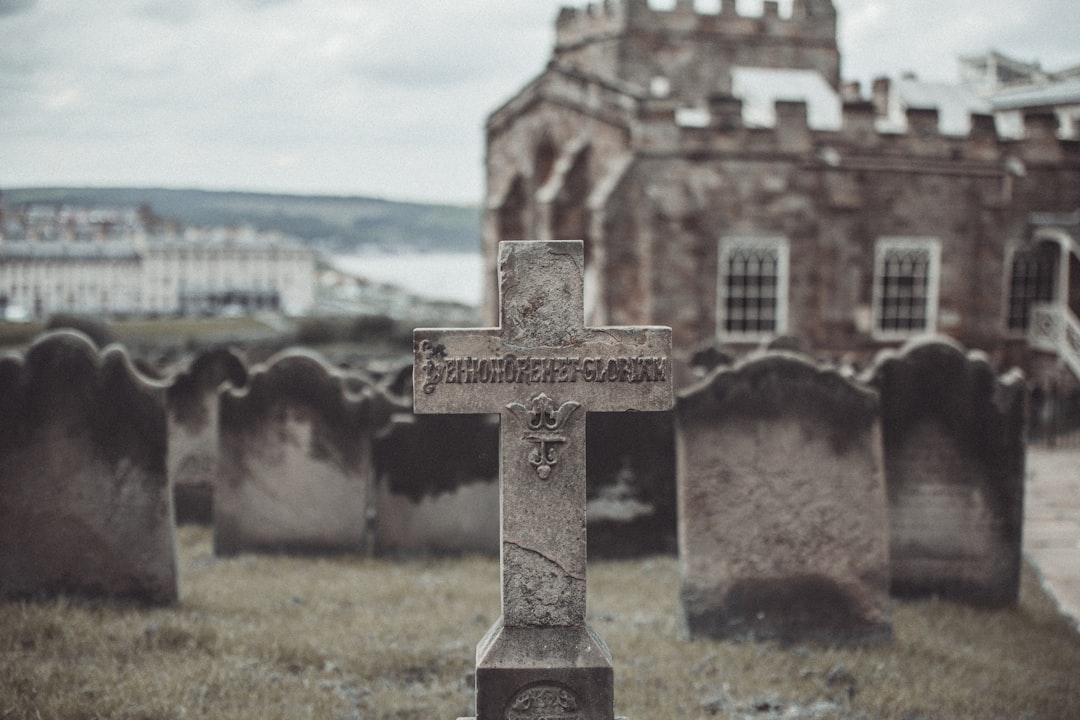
[482, 0, 1080, 387]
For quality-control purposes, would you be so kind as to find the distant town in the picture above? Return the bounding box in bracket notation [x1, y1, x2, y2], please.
[0, 192, 482, 325]
[0, 200, 316, 321]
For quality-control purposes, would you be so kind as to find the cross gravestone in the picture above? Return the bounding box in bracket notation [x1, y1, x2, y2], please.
[415, 241, 671, 720]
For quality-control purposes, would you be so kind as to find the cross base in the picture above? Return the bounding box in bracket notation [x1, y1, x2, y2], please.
[461, 620, 623, 720]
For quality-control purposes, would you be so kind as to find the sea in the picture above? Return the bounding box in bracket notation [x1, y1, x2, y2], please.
[330, 251, 484, 307]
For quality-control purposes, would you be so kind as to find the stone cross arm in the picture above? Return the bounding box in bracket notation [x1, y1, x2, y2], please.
[414, 241, 672, 416]
[413, 326, 672, 415]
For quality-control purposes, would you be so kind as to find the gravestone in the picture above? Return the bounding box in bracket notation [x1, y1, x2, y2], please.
[676, 352, 891, 644]
[214, 349, 388, 556]
[0, 331, 177, 604]
[867, 337, 1026, 604]
[373, 361, 499, 557]
[585, 412, 676, 558]
[415, 241, 671, 720]
[374, 409, 500, 556]
[166, 348, 249, 523]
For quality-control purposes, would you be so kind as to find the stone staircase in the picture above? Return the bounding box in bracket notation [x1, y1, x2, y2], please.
[1030, 303, 1080, 382]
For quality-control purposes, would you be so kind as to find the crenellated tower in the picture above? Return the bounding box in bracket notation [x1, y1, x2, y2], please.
[553, 0, 839, 98]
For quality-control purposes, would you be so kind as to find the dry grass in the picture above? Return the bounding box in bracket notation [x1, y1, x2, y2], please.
[2, 527, 1078, 720]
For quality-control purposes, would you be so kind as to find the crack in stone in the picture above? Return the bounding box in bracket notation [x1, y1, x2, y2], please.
[504, 540, 585, 583]
[547, 244, 584, 274]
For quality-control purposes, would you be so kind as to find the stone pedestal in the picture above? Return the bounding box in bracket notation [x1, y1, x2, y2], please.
[469, 622, 614, 720]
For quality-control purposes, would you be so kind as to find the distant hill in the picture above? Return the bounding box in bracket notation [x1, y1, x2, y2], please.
[2, 187, 481, 253]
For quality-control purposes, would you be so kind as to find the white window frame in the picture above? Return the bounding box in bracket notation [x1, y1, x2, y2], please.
[717, 235, 789, 342]
[871, 237, 941, 340]
[1003, 239, 1060, 337]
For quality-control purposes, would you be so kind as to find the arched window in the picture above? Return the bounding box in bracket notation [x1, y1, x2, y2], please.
[1006, 241, 1058, 332]
[717, 236, 790, 340]
[552, 147, 591, 244]
[497, 176, 528, 242]
[534, 137, 557, 190]
[872, 237, 941, 338]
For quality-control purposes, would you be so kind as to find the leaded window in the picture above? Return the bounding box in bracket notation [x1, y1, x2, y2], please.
[1006, 245, 1056, 332]
[873, 238, 940, 337]
[718, 237, 788, 340]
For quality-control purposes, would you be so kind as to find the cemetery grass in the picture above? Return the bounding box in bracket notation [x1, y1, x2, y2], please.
[2, 528, 1078, 720]
[0, 318, 279, 354]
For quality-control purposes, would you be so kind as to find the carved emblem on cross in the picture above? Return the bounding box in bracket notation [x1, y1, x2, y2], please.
[506, 392, 581, 479]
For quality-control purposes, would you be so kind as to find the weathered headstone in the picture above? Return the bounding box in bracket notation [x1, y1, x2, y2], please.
[214, 350, 387, 556]
[586, 412, 676, 558]
[166, 348, 249, 523]
[374, 410, 500, 556]
[372, 361, 500, 557]
[0, 331, 177, 604]
[415, 241, 671, 720]
[676, 352, 891, 644]
[867, 337, 1026, 604]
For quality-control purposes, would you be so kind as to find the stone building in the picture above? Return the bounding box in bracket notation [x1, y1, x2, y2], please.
[481, 0, 1080, 387]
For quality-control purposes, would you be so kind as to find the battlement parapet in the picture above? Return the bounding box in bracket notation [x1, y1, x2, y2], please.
[634, 96, 1077, 165]
[555, 0, 837, 50]
[555, 1, 628, 47]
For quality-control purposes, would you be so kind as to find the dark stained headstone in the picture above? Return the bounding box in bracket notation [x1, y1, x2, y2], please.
[374, 410, 500, 556]
[585, 412, 676, 558]
[166, 348, 249, 523]
[0, 331, 177, 604]
[867, 337, 1026, 604]
[214, 349, 388, 556]
[676, 352, 891, 644]
[415, 241, 670, 720]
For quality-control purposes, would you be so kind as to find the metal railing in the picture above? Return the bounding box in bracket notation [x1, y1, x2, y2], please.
[1028, 303, 1080, 447]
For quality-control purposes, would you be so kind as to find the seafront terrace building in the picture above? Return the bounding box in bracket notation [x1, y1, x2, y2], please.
[0, 224, 316, 319]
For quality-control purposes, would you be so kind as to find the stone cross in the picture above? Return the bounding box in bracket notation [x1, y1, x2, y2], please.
[414, 241, 672, 720]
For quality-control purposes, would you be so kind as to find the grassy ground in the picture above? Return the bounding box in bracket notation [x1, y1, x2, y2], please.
[0, 317, 281, 355]
[2, 527, 1078, 720]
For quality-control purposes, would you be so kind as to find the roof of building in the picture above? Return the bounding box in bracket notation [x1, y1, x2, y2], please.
[731, 67, 842, 131]
[990, 78, 1080, 111]
[0, 234, 312, 262]
[886, 78, 992, 135]
[0, 240, 140, 262]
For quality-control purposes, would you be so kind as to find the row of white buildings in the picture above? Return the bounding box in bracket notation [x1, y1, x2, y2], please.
[0, 219, 316, 319]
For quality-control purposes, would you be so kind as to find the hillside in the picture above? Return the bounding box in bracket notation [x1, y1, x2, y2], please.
[2, 187, 481, 253]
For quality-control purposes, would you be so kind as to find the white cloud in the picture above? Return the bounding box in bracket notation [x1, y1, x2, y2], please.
[0, 1, 1078, 203]
[834, 0, 1079, 87]
[0, 0, 33, 16]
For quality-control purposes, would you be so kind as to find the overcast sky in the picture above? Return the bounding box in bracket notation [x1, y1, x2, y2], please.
[1, 0, 1077, 205]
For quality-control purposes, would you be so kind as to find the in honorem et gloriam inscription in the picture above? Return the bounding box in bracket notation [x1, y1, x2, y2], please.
[414, 241, 670, 720]
[418, 346, 670, 395]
